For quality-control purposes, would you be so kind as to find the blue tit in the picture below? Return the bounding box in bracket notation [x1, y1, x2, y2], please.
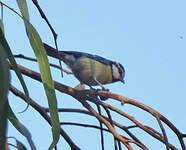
[43, 43, 125, 89]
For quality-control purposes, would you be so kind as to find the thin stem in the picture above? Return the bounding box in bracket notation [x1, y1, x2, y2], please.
[0, 2, 23, 18]
[60, 122, 109, 132]
[9, 85, 80, 150]
[97, 105, 104, 150]
[14, 54, 72, 74]
[9, 64, 180, 150]
[155, 113, 170, 150]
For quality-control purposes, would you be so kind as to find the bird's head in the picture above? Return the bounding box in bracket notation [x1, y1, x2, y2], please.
[112, 62, 125, 84]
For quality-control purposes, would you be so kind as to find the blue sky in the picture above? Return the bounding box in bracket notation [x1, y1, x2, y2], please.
[3, 0, 186, 149]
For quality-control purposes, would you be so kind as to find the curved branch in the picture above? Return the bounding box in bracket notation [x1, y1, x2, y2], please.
[9, 64, 145, 149]
[155, 113, 170, 150]
[86, 96, 178, 150]
[96, 105, 105, 150]
[31, 0, 57, 41]
[81, 90, 185, 150]
[9, 85, 80, 150]
[14, 54, 72, 74]
[60, 122, 109, 132]
[78, 99, 136, 150]
[102, 105, 121, 150]
[9, 64, 182, 150]
[44, 107, 148, 148]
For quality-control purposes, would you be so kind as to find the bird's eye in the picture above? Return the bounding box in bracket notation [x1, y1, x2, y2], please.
[118, 63, 125, 77]
[119, 68, 123, 76]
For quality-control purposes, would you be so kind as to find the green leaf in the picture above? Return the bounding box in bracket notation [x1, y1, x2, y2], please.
[0, 19, 4, 32]
[0, 22, 29, 98]
[26, 22, 60, 150]
[16, 0, 29, 21]
[8, 104, 36, 150]
[0, 33, 9, 150]
[0, 100, 8, 150]
[0, 42, 9, 108]
[16, 1, 60, 149]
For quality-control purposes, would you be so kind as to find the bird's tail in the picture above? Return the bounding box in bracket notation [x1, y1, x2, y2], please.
[43, 43, 65, 60]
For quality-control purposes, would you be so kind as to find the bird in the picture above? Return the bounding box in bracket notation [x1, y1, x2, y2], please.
[43, 43, 125, 90]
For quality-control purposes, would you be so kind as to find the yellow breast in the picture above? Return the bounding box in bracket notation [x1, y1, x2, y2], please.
[72, 57, 112, 85]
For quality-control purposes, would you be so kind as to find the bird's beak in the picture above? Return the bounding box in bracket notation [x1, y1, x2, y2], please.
[120, 79, 125, 84]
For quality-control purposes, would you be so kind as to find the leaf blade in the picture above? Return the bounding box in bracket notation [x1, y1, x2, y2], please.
[8, 104, 36, 150]
[0, 22, 29, 98]
[26, 22, 60, 150]
[0, 24, 9, 150]
[16, 1, 60, 149]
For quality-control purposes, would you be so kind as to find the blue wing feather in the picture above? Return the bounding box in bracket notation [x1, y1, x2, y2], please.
[43, 43, 114, 65]
[61, 51, 113, 65]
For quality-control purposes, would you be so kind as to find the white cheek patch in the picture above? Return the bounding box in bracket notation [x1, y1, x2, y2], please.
[112, 64, 120, 79]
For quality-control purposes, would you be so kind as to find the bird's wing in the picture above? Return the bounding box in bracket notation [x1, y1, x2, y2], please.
[43, 43, 113, 65]
[62, 51, 113, 65]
